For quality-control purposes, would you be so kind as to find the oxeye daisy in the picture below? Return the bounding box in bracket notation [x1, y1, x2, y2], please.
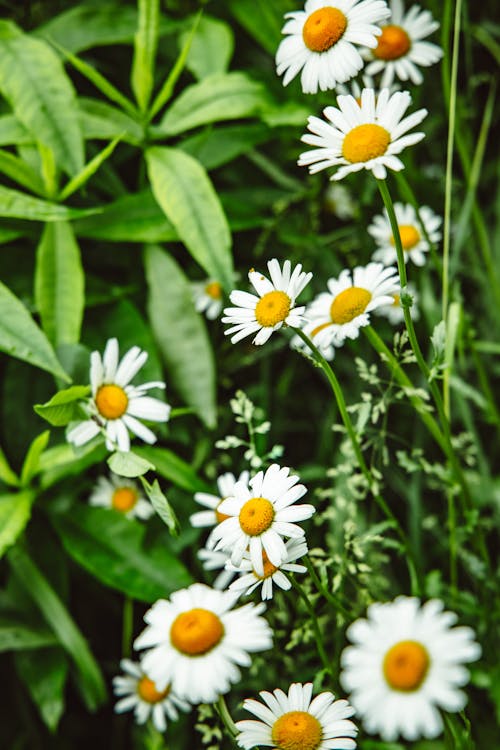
[208, 463, 315, 576]
[197, 548, 236, 591]
[235, 682, 358, 750]
[192, 278, 224, 320]
[190, 471, 250, 540]
[276, 0, 390, 95]
[291, 319, 338, 361]
[228, 538, 309, 601]
[375, 283, 419, 325]
[364, 0, 443, 88]
[89, 474, 154, 520]
[66, 338, 171, 453]
[369, 202, 442, 266]
[134, 583, 272, 704]
[298, 87, 427, 181]
[222, 260, 312, 346]
[113, 658, 190, 732]
[304, 263, 399, 347]
[340, 596, 481, 742]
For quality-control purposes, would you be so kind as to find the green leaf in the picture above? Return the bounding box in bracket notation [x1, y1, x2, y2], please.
[139, 477, 179, 535]
[179, 123, 270, 170]
[158, 72, 266, 137]
[107, 450, 155, 479]
[0, 445, 19, 487]
[182, 15, 234, 81]
[20, 430, 50, 487]
[0, 185, 101, 221]
[228, 0, 285, 55]
[131, 0, 160, 112]
[135, 446, 211, 493]
[0, 491, 35, 559]
[145, 246, 217, 428]
[15, 648, 68, 733]
[79, 97, 143, 144]
[51, 504, 193, 602]
[34, 386, 90, 427]
[0, 114, 31, 146]
[0, 621, 58, 652]
[34, 222, 85, 347]
[0, 24, 84, 177]
[146, 147, 233, 289]
[58, 135, 123, 201]
[0, 280, 70, 381]
[38, 443, 106, 490]
[0, 148, 46, 195]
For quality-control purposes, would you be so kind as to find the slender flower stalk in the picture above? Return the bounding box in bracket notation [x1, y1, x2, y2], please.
[303, 556, 351, 617]
[289, 576, 333, 679]
[216, 695, 239, 739]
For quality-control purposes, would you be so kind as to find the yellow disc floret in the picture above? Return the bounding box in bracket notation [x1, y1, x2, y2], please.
[95, 384, 128, 419]
[137, 676, 169, 704]
[330, 287, 372, 324]
[170, 608, 224, 656]
[383, 640, 430, 691]
[342, 124, 391, 164]
[255, 551, 279, 579]
[271, 710, 323, 750]
[239, 497, 275, 536]
[205, 281, 222, 299]
[390, 224, 421, 250]
[255, 291, 291, 328]
[112, 487, 138, 513]
[302, 7, 347, 52]
[374, 24, 411, 60]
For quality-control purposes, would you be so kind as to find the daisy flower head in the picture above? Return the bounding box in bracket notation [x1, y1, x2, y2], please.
[134, 583, 272, 704]
[222, 259, 312, 346]
[89, 473, 154, 521]
[276, 0, 390, 95]
[192, 278, 224, 320]
[305, 262, 399, 347]
[228, 537, 309, 601]
[113, 658, 190, 732]
[197, 548, 236, 591]
[291, 318, 338, 361]
[236, 682, 358, 750]
[370, 202, 442, 266]
[375, 282, 419, 324]
[298, 87, 427, 181]
[340, 596, 481, 742]
[209, 463, 315, 576]
[364, 0, 443, 88]
[190, 471, 250, 535]
[66, 338, 171, 453]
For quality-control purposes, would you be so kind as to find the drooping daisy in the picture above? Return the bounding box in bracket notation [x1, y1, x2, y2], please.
[276, 0, 390, 95]
[197, 548, 236, 591]
[298, 87, 427, 181]
[134, 583, 272, 704]
[228, 538, 309, 601]
[89, 473, 154, 521]
[222, 260, 312, 346]
[364, 0, 443, 88]
[291, 318, 338, 361]
[340, 596, 481, 742]
[369, 202, 441, 266]
[113, 658, 190, 732]
[192, 279, 224, 320]
[209, 463, 315, 577]
[190, 471, 250, 540]
[375, 282, 419, 324]
[236, 682, 358, 750]
[66, 338, 171, 453]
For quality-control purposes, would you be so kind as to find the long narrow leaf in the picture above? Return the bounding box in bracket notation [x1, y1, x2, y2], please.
[0, 185, 101, 221]
[0, 491, 35, 558]
[59, 135, 123, 201]
[0, 149, 46, 195]
[131, 0, 160, 112]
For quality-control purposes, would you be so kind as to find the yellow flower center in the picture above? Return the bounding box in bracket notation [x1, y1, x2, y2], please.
[170, 608, 224, 656]
[205, 281, 222, 300]
[342, 124, 391, 164]
[392, 293, 401, 307]
[112, 487, 138, 513]
[390, 224, 421, 250]
[254, 551, 279, 579]
[271, 711, 323, 750]
[330, 287, 372, 324]
[374, 24, 411, 60]
[137, 676, 169, 704]
[311, 321, 333, 338]
[255, 290, 291, 327]
[215, 499, 230, 524]
[302, 7, 347, 52]
[383, 640, 430, 691]
[239, 497, 275, 536]
[95, 384, 128, 420]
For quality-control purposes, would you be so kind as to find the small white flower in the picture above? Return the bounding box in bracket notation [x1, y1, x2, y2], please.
[66, 338, 170, 453]
[276, 0, 390, 94]
[209, 463, 315, 576]
[89, 474, 154, 521]
[299, 87, 427, 181]
[364, 0, 443, 88]
[134, 583, 272, 704]
[291, 318, 338, 361]
[192, 279, 224, 320]
[375, 282, 419, 324]
[197, 548, 236, 591]
[190, 471, 250, 535]
[222, 260, 312, 346]
[340, 596, 481, 742]
[113, 659, 190, 732]
[324, 183, 357, 220]
[236, 682, 358, 750]
[369, 202, 442, 266]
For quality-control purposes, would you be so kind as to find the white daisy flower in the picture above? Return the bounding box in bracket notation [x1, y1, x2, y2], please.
[364, 0, 443, 88]
[291, 318, 338, 361]
[298, 87, 427, 181]
[375, 283, 419, 324]
[276, 0, 390, 95]
[208, 463, 315, 576]
[113, 658, 190, 732]
[335, 72, 400, 100]
[134, 583, 272, 704]
[304, 262, 399, 347]
[228, 537, 309, 601]
[324, 183, 357, 220]
[340, 596, 481, 742]
[369, 202, 442, 266]
[236, 682, 358, 750]
[197, 548, 236, 591]
[190, 471, 250, 535]
[89, 473, 154, 521]
[222, 260, 312, 346]
[192, 279, 224, 320]
[66, 338, 171, 453]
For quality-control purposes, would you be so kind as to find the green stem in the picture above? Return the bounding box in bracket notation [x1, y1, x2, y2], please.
[304, 556, 351, 617]
[122, 597, 134, 658]
[289, 577, 332, 678]
[215, 695, 239, 740]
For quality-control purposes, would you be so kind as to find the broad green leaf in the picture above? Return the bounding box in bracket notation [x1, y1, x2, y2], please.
[0, 491, 34, 558]
[15, 648, 68, 733]
[34, 222, 85, 347]
[261, 101, 313, 128]
[0, 185, 101, 221]
[182, 15, 234, 80]
[139, 477, 179, 535]
[20, 430, 50, 487]
[0, 222, 26, 245]
[0, 280, 70, 381]
[0, 621, 57, 652]
[51, 504, 193, 602]
[145, 246, 217, 428]
[79, 97, 143, 144]
[146, 147, 233, 289]
[7, 545, 106, 711]
[228, 0, 285, 55]
[58, 135, 122, 201]
[158, 72, 266, 137]
[107, 450, 155, 479]
[135, 446, 211, 493]
[34, 386, 90, 427]
[38, 443, 106, 490]
[0, 24, 84, 177]
[179, 123, 270, 170]
[0, 114, 31, 146]
[0, 445, 19, 487]
[0, 149, 45, 195]
[131, 0, 160, 112]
